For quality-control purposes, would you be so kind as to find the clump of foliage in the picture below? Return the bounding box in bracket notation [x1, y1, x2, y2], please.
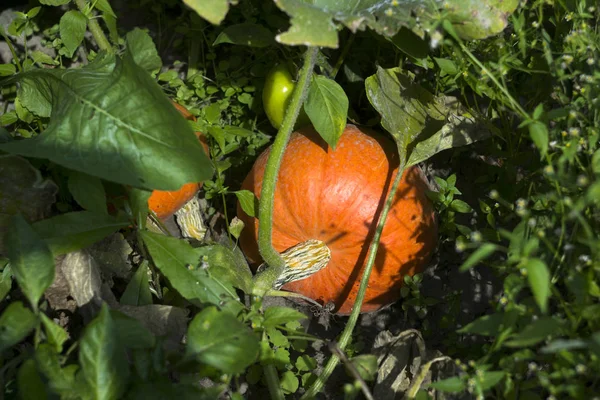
[0, 0, 598, 399]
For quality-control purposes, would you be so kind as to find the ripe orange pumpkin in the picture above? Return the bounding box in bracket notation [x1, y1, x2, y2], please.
[237, 124, 437, 314]
[147, 102, 209, 219]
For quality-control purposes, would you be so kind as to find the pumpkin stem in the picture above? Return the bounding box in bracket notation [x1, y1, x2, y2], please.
[256, 239, 331, 289]
[254, 46, 319, 292]
[301, 158, 408, 399]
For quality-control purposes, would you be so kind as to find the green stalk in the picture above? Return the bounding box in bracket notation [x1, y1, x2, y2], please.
[74, 0, 113, 53]
[263, 364, 285, 400]
[253, 47, 318, 292]
[301, 159, 407, 399]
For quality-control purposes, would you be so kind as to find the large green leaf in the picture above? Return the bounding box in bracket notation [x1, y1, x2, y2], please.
[0, 50, 212, 191]
[365, 67, 491, 164]
[182, 0, 232, 25]
[32, 211, 130, 256]
[6, 215, 55, 311]
[187, 306, 260, 374]
[79, 304, 130, 400]
[266, 0, 518, 48]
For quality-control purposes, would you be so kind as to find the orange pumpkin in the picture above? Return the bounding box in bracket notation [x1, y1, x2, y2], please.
[147, 102, 209, 219]
[237, 125, 437, 314]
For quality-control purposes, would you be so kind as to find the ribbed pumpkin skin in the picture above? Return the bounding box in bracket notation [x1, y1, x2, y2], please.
[237, 125, 437, 315]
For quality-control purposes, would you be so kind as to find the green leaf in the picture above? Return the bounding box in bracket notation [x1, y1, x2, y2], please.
[280, 370, 299, 394]
[40, 313, 69, 353]
[125, 28, 162, 73]
[0, 64, 16, 76]
[187, 306, 259, 374]
[459, 243, 499, 272]
[0, 51, 212, 191]
[443, 0, 519, 40]
[504, 317, 562, 347]
[79, 304, 130, 400]
[457, 312, 505, 336]
[68, 170, 107, 214]
[183, 0, 231, 25]
[304, 75, 348, 150]
[540, 338, 587, 354]
[39, 0, 71, 5]
[0, 110, 17, 125]
[528, 121, 548, 157]
[366, 67, 491, 162]
[235, 190, 258, 218]
[429, 376, 466, 393]
[35, 344, 78, 397]
[127, 187, 151, 226]
[32, 211, 129, 255]
[213, 23, 275, 47]
[591, 149, 600, 175]
[295, 355, 317, 372]
[0, 302, 37, 353]
[59, 10, 87, 58]
[17, 358, 48, 400]
[6, 215, 55, 311]
[110, 310, 156, 349]
[31, 50, 58, 66]
[140, 231, 243, 314]
[120, 261, 153, 306]
[479, 371, 505, 390]
[434, 58, 459, 75]
[263, 306, 307, 328]
[196, 244, 253, 294]
[94, 0, 117, 18]
[0, 265, 13, 302]
[521, 258, 551, 313]
[450, 199, 472, 213]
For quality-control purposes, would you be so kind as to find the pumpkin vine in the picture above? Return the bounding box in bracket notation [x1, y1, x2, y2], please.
[253, 46, 319, 294]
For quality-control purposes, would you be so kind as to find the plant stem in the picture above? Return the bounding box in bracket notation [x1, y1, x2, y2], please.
[74, 0, 113, 53]
[253, 47, 318, 292]
[301, 159, 407, 399]
[263, 364, 285, 400]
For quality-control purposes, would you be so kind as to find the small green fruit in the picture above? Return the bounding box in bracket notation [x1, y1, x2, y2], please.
[262, 63, 310, 130]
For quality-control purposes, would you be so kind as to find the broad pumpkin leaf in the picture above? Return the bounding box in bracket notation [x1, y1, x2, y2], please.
[213, 23, 275, 47]
[365, 66, 491, 165]
[183, 0, 232, 25]
[140, 231, 244, 314]
[187, 306, 260, 374]
[79, 304, 130, 400]
[32, 211, 130, 256]
[0, 49, 212, 192]
[268, 0, 518, 49]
